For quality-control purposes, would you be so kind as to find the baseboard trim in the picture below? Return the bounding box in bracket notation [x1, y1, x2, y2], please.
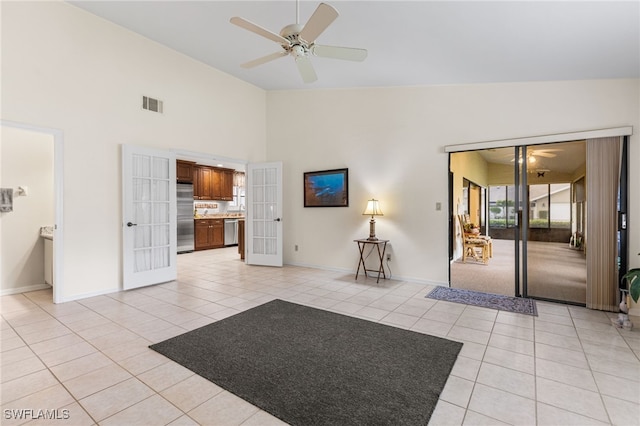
[58, 287, 121, 303]
[1, 283, 52, 296]
[283, 261, 447, 287]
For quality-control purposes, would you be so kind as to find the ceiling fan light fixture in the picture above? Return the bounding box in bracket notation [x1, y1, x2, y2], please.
[290, 44, 306, 59]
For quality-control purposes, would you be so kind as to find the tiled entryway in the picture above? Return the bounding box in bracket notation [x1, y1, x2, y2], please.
[1, 248, 639, 425]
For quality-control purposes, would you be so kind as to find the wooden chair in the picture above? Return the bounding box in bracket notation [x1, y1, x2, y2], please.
[457, 215, 491, 264]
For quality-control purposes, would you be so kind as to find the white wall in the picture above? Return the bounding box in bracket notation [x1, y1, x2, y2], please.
[0, 127, 55, 294]
[1, 1, 267, 301]
[2, 1, 638, 300]
[267, 80, 640, 285]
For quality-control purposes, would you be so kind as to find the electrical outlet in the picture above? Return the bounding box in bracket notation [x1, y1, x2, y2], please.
[386, 253, 391, 261]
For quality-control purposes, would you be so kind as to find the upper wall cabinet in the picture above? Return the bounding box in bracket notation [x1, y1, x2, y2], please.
[193, 165, 234, 201]
[193, 165, 212, 200]
[176, 160, 195, 183]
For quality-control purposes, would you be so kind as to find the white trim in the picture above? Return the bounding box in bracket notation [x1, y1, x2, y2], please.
[170, 149, 248, 167]
[1, 120, 64, 304]
[0, 284, 51, 296]
[284, 261, 449, 287]
[57, 286, 120, 303]
[444, 126, 633, 153]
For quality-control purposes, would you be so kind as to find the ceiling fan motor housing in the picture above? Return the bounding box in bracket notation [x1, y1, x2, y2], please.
[280, 24, 309, 58]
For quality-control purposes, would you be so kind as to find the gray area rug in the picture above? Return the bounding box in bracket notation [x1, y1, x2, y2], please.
[150, 299, 463, 425]
[427, 286, 538, 316]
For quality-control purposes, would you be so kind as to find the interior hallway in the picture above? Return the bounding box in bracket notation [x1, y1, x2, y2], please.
[1, 248, 639, 425]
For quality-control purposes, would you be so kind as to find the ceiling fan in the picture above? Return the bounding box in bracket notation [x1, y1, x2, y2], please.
[230, 2, 367, 83]
[508, 148, 562, 164]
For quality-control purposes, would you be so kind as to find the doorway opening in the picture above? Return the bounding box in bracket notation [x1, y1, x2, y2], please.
[1, 120, 63, 303]
[172, 150, 248, 279]
[449, 133, 629, 309]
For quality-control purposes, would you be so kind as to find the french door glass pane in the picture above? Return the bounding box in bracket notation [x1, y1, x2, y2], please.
[153, 158, 169, 179]
[135, 202, 151, 225]
[134, 178, 151, 201]
[153, 247, 170, 268]
[134, 225, 151, 249]
[251, 166, 278, 256]
[132, 152, 171, 272]
[134, 249, 151, 272]
[133, 155, 151, 178]
[154, 203, 169, 223]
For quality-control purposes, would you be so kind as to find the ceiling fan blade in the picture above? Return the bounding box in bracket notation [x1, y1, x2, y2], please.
[241, 51, 288, 69]
[312, 44, 367, 61]
[299, 3, 338, 43]
[295, 56, 318, 83]
[230, 16, 290, 46]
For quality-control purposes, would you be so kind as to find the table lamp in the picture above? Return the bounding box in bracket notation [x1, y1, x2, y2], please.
[363, 199, 383, 240]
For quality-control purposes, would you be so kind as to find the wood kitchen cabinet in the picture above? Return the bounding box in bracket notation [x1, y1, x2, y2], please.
[238, 219, 245, 260]
[194, 219, 224, 250]
[193, 166, 213, 200]
[209, 167, 234, 201]
[210, 168, 222, 200]
[220, 169, 234, 201]
[176, 160, 195, 183]
[193, 165, 234, 201]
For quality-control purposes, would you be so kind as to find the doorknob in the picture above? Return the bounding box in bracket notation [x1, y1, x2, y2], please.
[274, 218, 281, 222]
[126, 222, 137, 227]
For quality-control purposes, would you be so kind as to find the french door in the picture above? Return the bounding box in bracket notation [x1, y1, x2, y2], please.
[245, 162, 283, 267]
[122, 144, 177, 289]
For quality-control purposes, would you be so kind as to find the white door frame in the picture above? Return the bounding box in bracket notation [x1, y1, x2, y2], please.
[444, 126, 633, 153]
[1, 120, 64, 304]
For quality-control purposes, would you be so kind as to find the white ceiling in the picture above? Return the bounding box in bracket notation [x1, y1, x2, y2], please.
[68, 1, 639, 91]
[478, 140, 586, 175]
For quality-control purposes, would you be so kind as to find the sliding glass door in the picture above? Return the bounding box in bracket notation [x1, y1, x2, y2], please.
[450, 141, 590, 304]
[449, 131, 630, 309]
[449, 149, 517, 297]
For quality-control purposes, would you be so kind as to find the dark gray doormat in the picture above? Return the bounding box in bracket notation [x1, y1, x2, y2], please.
[427, 286, 538, 316]
[150, 299, 462, 426]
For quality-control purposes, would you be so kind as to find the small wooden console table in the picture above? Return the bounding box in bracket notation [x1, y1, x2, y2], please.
[354, 239, 389, 283]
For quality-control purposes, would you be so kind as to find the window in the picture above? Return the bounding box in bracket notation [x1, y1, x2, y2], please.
[529, 183, 571, 228]
[489, 185, 517, 228]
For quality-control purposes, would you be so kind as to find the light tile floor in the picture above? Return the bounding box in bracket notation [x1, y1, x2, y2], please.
[1, 248, 639, 425]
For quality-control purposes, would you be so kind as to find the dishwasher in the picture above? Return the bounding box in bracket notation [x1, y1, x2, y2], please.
[224, 219, 238, 246]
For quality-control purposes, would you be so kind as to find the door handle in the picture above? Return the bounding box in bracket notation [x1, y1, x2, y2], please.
[274, 218, 281, 222]
[126, 222, 137, 227]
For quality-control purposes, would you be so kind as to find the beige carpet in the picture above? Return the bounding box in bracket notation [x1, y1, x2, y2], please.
[451, 239, 587, 304]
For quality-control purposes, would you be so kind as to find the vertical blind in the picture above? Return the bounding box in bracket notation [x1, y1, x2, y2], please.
[586, 137, 621, 311]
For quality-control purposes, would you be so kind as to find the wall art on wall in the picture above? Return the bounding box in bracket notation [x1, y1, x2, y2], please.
[304, 168, 349, 207]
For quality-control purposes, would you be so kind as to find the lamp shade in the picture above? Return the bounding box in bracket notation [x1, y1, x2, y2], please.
[363, 199, 383, 216]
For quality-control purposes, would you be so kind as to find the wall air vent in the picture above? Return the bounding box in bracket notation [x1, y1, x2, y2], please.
[142, 96, 163, 113]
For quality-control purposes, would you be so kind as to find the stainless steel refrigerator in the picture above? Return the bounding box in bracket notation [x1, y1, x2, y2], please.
[177, 183, 194, 253]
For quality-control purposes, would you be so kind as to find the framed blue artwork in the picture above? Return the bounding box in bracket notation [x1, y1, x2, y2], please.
[304, 168, 349, 207]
